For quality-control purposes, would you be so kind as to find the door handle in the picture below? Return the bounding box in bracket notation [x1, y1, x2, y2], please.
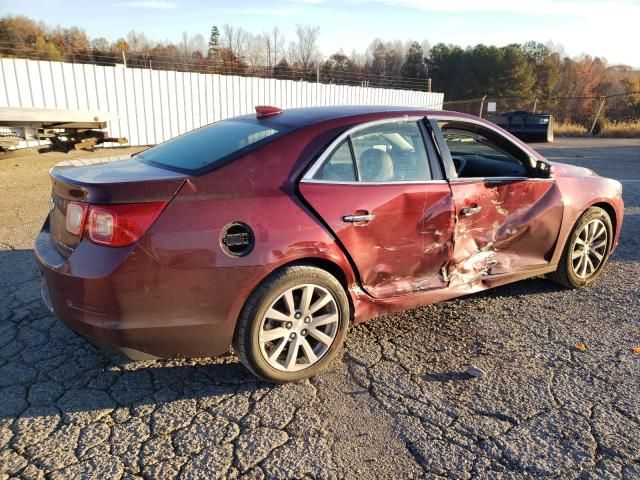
[343, 213, 375, 223]
[460, 204, 482, 216]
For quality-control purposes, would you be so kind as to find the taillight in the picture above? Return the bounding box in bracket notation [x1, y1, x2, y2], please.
[66, 202, 88, 236]
[86, 202, 167, 247]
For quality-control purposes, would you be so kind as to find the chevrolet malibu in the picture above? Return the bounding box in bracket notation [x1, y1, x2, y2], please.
[36, 106, 624, 382]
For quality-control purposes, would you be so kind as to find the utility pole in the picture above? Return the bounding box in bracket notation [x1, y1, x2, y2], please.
[479, 95, 487, 118]
[426, 78, 432, 92]
[589, 96, 606, 135]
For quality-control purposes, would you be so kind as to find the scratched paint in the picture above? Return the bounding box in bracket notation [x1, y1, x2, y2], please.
[447, 179, 564, 284]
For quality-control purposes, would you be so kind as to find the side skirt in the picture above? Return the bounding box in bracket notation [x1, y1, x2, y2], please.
[350, 264, 558, 324]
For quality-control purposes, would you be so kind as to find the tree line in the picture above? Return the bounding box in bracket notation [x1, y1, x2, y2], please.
[0, 15, 638, 122]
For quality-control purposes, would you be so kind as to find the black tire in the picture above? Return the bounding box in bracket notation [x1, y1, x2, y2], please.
[233, 265, 350, 383]
[547, 207, 613, 288]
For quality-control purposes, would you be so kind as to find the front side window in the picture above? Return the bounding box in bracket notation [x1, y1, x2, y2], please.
[438, 121, 530, 178]
[313, 120, 431, 182]
[137, 119, 283, 173]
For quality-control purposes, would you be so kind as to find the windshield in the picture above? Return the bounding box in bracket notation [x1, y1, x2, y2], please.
[136, 119, 283, 174]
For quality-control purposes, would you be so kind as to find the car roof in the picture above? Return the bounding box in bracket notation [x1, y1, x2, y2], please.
[234, 105, 472, 129]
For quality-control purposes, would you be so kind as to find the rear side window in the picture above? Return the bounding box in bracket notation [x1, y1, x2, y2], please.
[351, 122, 430, 181]
[137, 120, 282, 173]
[316, 141, 356, 181]
[312, 120, 431, 182]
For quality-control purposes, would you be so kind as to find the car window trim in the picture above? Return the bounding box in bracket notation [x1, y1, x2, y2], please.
[448, 176, 556, 184]
[427, 115, 458, 180]
[418, 119, 444, 180]
[425, 117, 457, 180]
[302, 115, 432, 184]
[347, 137, 359, 181]
[303, 179, 450, 186]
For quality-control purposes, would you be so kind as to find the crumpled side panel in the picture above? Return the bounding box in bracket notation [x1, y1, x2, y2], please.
[448, 179, 564, 286]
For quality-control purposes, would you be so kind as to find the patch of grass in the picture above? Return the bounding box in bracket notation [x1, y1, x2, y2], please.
[599, 120, 640, 138]
[555, 120, 640, 138]
[554, 122, 588, 137]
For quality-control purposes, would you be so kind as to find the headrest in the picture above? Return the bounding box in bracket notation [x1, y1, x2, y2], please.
[359, 148, 394, 181]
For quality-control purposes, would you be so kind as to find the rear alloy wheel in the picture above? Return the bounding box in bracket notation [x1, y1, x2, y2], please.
[258, 284, 339, 372]
[547, 207, 613, 288]
[234, 266, 349, 382]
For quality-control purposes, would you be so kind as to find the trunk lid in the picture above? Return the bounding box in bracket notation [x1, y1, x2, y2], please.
[48, 155, 187, 257]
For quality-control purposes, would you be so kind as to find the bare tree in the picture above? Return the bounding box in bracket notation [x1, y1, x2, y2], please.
[188, 33, 206, 57]
[264, 26, 284, 69]
[291, 24, 320, 75]
[246, 33, 267, 70]
[127, 30, 152, 52]
[350, 49, 366, 69]
[222, 24, 248, 62]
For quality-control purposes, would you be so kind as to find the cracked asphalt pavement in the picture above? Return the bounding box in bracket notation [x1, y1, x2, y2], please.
[1, 139, 639, 479]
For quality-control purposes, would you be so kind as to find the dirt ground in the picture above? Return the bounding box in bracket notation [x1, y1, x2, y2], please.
[0, 138, 639, 479]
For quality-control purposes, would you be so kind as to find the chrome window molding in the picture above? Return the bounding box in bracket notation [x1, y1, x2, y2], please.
[448, 176, 555, 183]
[300, 179, 449, 186]
[302, 115, 427, 182]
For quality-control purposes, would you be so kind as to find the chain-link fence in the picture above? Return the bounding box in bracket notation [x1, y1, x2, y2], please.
[0, 42, 434, 92]
[443, 91, 640, 135]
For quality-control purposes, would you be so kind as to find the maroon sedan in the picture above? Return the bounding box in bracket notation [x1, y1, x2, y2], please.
[36, 106, 624, 382]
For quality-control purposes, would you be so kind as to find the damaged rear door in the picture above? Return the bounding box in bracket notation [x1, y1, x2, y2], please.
[299, 118, 455, 299]
[432, 119, 564, 285]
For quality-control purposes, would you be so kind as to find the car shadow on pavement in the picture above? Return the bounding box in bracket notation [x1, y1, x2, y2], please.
[0, 348, 269, 421]
[0, 248, 274, 421]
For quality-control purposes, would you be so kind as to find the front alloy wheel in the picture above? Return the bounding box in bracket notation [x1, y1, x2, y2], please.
[571, 218, 608, 279]
[547, 206, 613, 288]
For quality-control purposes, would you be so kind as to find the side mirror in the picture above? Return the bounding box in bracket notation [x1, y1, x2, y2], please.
[534, 160, 552, 178]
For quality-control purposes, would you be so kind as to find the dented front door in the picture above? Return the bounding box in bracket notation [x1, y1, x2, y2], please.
[448, 178, 563, 285]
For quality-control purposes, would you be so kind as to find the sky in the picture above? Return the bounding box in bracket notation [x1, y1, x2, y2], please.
[4, 0, 640, 67]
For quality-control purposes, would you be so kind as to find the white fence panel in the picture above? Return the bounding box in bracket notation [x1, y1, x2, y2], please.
[0, 58, 445, 147]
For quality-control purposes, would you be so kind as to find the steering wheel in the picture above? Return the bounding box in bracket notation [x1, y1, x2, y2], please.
[451, 155, 467, 175]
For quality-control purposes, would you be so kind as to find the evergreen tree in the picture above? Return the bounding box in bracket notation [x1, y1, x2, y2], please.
[208, 25, 220, 59]
[401, 41, 427, 79]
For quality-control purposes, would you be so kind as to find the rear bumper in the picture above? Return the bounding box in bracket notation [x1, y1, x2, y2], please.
[41, 278, 157, 361]
[35, 227, 267, 359]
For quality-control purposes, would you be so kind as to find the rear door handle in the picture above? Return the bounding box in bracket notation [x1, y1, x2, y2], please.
[460, 204, 482, 216]
[343, 214, 375, 223]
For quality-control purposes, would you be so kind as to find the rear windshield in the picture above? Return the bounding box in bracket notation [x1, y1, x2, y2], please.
[136, 119, 283, 173]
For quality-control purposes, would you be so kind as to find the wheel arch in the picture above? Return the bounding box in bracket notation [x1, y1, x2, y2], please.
[270, 257, 356, 320]
[591, 201, 617, 240]
[236, 256, 357, 330]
